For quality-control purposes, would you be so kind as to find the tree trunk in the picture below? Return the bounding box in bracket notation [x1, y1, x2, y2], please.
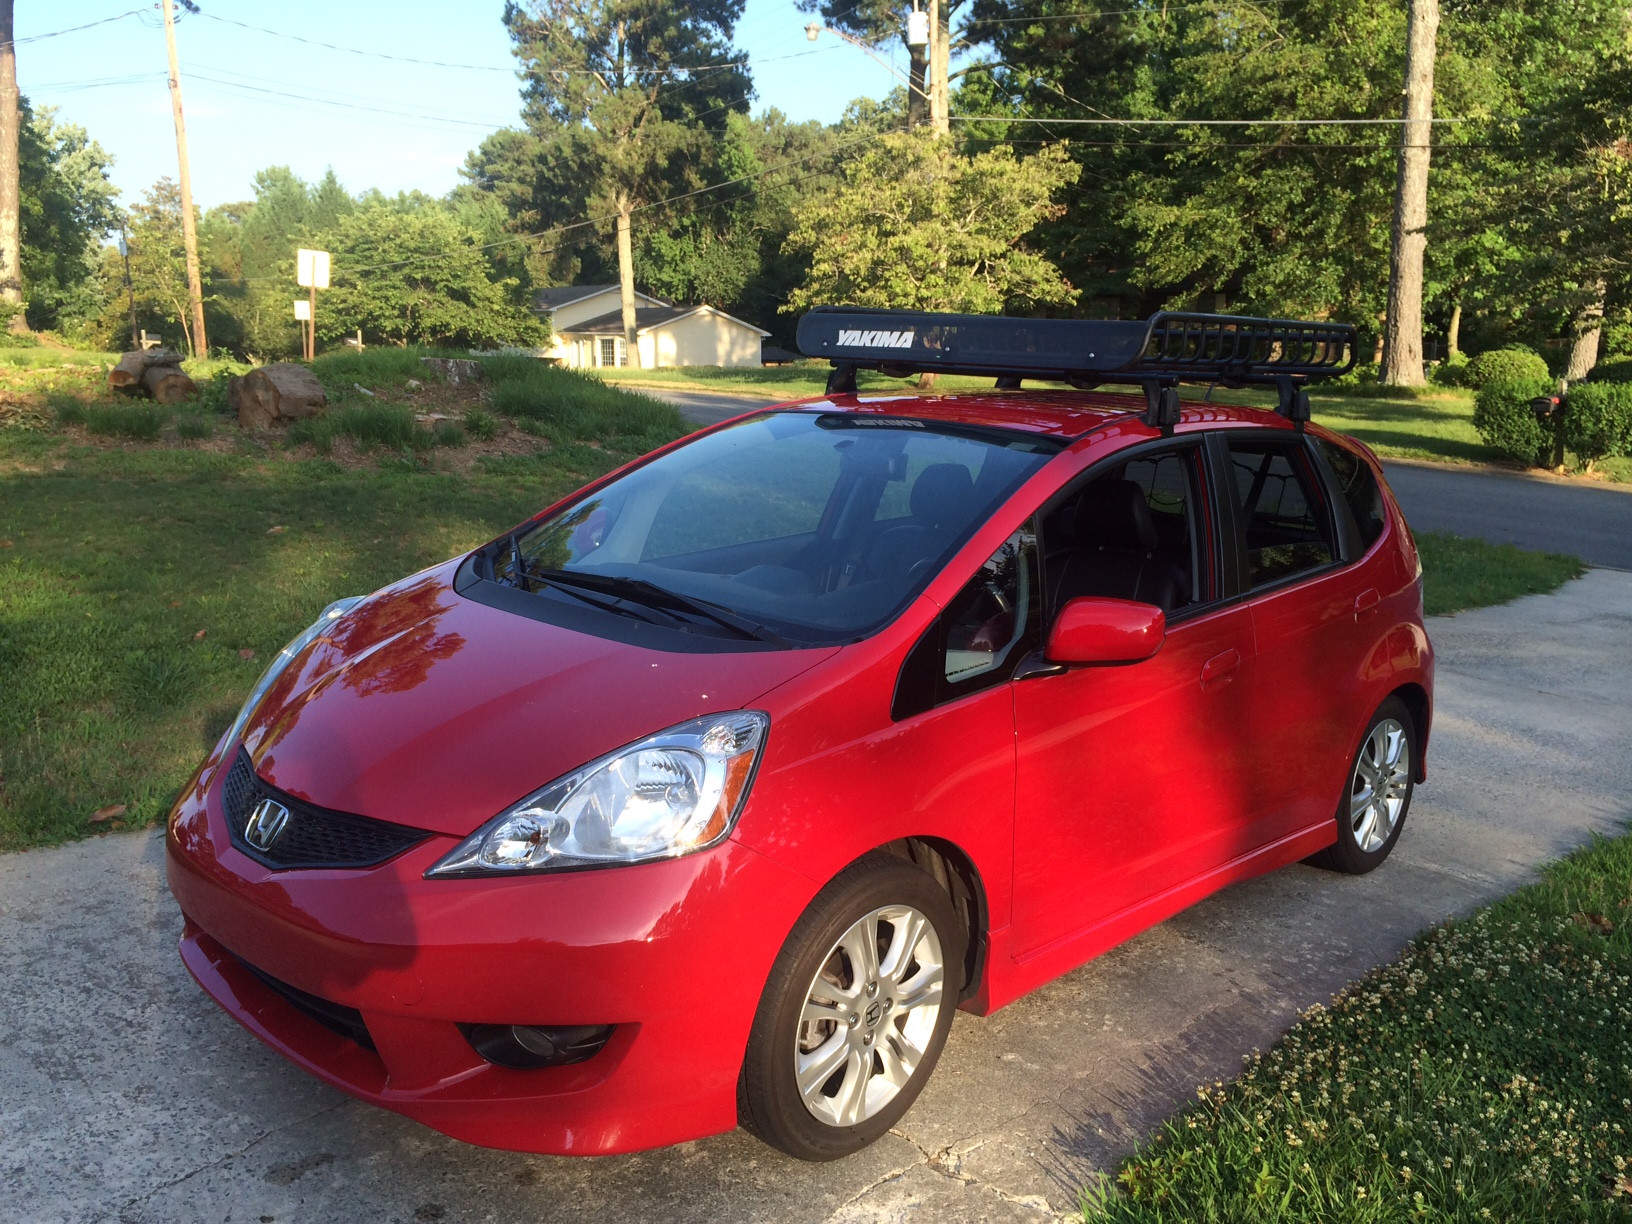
[109, 347, 183, 391]
[232, 362, 327, 429]
[908, 40, 927, 130]
[1381, 0, 1439, 387]
[141, 364, 197, 404]
[161, 0, 208, 358]
[1564, 287, 1605, 383]
[1447, 300, 1462, 358]
[0, 0, 22, 328]
[615, 199, 642, 369]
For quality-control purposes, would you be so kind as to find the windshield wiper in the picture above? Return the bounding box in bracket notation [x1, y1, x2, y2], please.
[508, 556, 672, 627]
[528, 568, 795, 647]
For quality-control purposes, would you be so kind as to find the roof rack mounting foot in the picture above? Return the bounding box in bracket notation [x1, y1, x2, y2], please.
[1142, 380, 1181, 436]
[1275, 376, 1312, 431]
[826, 363, 858, 396]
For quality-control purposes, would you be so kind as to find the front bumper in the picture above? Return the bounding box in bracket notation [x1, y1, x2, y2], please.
[165, 749, 813, 1155]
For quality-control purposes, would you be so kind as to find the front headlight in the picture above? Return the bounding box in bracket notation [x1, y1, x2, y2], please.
[425, 711, 769, 877]
[221, 596, 364, 751]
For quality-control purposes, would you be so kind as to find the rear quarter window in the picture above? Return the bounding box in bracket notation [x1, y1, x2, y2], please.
[1316, 438, 1387, 550]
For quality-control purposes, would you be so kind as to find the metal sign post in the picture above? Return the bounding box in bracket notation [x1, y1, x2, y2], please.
[296, 248, 331, 361]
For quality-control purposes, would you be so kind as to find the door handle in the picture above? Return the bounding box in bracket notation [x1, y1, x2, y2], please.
[1200, 648, 1240, 690]
[1354, 588, 1380, 618]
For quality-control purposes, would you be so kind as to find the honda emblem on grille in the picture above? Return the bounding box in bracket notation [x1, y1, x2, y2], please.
[244, 797, 292, 850]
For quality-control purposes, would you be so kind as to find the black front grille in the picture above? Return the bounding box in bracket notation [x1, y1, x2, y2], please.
[221, 750, 431, 870]
[235, 955, 375, 1051]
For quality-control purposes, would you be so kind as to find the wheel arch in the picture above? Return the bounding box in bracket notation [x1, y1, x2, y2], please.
[1389, 681, 1431, 783]
[876, 836, 988, 1004]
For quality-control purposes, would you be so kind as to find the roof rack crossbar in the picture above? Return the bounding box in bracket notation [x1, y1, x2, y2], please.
[795, 308, 1356, 406]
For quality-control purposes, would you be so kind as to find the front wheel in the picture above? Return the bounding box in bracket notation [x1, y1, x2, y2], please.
[739, 855, 963, 1160]
[1308, 696, 1416, 874]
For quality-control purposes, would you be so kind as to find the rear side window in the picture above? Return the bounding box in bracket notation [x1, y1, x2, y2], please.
[1224, 436, 1336, 589]
[1315, 438, 1387, 549]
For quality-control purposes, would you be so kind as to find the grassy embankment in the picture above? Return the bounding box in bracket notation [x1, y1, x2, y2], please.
[1083, 828, 1632, 1221]
[0, 347, 685, 851]
[0, 349, 1583, 851]
[595, 363, 1632, 484]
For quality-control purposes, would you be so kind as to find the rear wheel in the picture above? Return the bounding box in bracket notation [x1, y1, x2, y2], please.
[1308, 696, 1415, 874]
[740, 855, 963, 1160]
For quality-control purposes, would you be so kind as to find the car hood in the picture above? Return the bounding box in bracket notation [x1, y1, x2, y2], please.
[242, 561, 837, 837]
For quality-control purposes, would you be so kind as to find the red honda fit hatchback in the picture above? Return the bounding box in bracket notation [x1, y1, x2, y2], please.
[167, 311, 1432, 1160]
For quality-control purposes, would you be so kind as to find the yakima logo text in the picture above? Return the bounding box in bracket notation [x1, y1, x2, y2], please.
[835, 329, 915, 349]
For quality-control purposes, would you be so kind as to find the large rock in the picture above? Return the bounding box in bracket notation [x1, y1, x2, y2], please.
[231, 363, 328, 430]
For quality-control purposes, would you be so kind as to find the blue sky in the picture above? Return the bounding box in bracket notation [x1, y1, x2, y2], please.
[17, 1, 906, 210]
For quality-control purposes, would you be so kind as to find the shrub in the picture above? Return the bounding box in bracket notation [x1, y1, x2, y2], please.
[1562, 381, 1632, 470]
[1587, 355, 1632, 384]
[463, 408, 499, 441]
[1466, 345, 1549, 390]
[1473, 377, 1551, 465]
[1430, 352, 1471, 387]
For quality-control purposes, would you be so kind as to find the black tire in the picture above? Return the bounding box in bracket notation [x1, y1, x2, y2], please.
[1307, 696, 1416, 874]
[739, 854, 964, 1161]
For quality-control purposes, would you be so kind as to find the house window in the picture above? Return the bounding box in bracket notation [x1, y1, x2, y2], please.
[599, 337, 617, 367]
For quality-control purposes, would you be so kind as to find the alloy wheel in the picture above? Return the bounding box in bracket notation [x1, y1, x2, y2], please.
[1349, 717, 1411, 853]
[794, 904, 945, 1127]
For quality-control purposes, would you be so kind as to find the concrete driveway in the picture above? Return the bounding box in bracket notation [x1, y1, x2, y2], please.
[4, 571, 1630, 1224]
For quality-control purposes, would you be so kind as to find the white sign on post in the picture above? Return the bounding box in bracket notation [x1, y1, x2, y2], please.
[296, 248, 331, 289]
[293, 299, 312, 321]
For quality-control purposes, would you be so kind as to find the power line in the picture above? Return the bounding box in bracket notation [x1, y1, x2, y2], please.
[10, 9, 147, 46]
[952, 113, 1492, 126]
[193, 13, 518, 73]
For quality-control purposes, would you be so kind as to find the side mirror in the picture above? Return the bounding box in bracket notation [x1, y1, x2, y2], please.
[1045, 597, 1166, 665]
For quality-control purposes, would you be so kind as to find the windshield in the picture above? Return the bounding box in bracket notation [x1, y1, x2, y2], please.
[497, 411, 1060, 647]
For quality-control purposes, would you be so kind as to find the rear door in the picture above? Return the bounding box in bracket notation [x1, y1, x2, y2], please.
[1212, 430, 1376, 846]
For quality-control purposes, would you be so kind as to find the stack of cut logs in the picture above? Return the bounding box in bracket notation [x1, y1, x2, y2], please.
[108, 349, 198, 404]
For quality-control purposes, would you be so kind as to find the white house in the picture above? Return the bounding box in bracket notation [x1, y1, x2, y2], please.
[534, 285, 770, 370]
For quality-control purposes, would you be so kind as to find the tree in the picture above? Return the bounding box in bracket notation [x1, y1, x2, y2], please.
[18, 103, 119, 334]
[783, 131, 1079, 313]
[504, 0, 751, 365]
[124, 179, 199, 354]
[310, 202, 547, 349]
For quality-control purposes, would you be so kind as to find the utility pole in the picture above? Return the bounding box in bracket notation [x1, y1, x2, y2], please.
[161, 0, 207, 358]
[906, 6, 928, 130]
[121, 219, 137, 350]
[0, 0, 23, 328]
[1381, 0, 1438, 387]
[928, 0, 950, 135]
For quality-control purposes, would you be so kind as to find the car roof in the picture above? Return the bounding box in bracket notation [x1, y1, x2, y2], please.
[788, 389, 1297, 440]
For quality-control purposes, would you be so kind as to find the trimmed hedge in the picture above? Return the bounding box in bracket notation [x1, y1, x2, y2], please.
[1587, 355, 1632, 384]
[1473, 377, 1551, 465]
[1563, 381, 1632, 469]
[1466, 345, 1549, 390]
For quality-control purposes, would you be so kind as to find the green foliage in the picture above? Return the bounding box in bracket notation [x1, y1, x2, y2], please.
[1562, 381, 1632, 469]
[18, 102, 119, 335]
[463, 408, 499, 441]
[1466, 345, 1550, 390]
[1473, 378, 1552, 465]
[310, 204, 546, 350]
[1588, 356, 1632, 384]
[784, 132, 1080, 313]
[175, 413, 213, 441]
[432, 420, 467, 448]
[1430, 353, 1472, 388]
[287, 404, 431, 453]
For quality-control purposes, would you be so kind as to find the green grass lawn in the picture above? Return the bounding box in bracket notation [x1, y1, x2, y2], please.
[1416, 532, 1585, 617]
[1084, 828, 1632, 1221]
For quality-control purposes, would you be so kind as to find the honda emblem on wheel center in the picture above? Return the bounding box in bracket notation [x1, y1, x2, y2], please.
[244, 797, 291, 850]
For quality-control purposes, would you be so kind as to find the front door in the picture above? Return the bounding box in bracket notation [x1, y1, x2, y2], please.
[1010, 443, 1257, 959]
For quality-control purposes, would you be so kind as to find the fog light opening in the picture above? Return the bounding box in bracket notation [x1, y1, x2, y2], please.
[461, 1022, 615, 1070]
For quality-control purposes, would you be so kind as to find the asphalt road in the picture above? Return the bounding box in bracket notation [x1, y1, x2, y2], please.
[642, 387, 1632, 570]
[6, 571, 1631, 1224]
